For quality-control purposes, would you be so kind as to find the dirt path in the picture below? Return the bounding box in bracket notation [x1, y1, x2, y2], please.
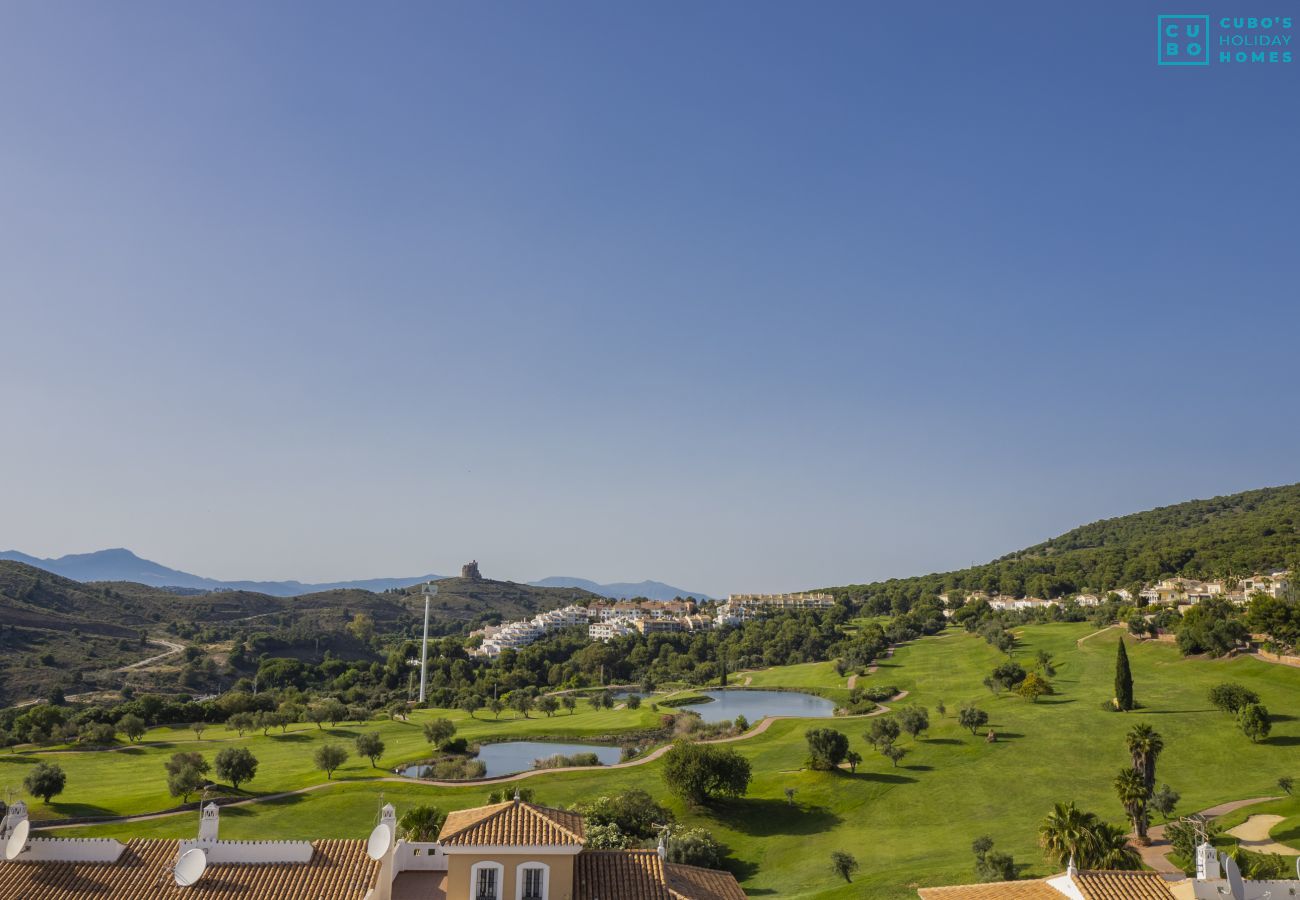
[118, 638, 186, 671]
[742, 675, 752, 686]
[1140, 797, 1282, 877]
[1226, 815, 1299, 856]
[35, 700, 910, 832]
[1076, 624, 1122, 647]
[846, 674, 857, 689]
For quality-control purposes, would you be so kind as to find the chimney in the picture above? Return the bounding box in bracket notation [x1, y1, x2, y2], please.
[198, 803, 220, 845]
[380, 803, 397, 835]
[1195, 842, 1220, 880]
[657, 832, 667, 862]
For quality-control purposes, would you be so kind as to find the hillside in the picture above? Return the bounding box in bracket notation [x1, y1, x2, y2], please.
[0, 562, 598, 706]
[827, 482, 1300, 604]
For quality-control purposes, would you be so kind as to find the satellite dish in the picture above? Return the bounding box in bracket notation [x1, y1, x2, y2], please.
[3, 820, 29, 861]
[366, 822, 392, 861]
[173, 848, 207, 886]
[1223, 854, 1245, 900]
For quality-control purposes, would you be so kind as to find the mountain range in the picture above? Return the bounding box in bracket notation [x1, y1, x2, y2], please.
[0, 548, 711, 600]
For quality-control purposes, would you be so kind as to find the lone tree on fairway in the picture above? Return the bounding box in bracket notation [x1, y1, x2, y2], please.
[1114, 637, 1134, 711]
[214, 747, 258, 791]
[830, 850, 859, 883]
[880, 742, 906, 768]
[805, 728, 849, 771]
[661, 741, 751, 806]
[25, 761, 66, 804]
[164, 752, 210, 803]
[356, 732, 386, 767]
[191, 721, 207, 741]
[423, 718, 456, 748]
[561, 696, 577, 715]
[537, 696, 559, 717]
[314, 744, 348, 780]
[845, 750, 862, 774]
[958, 703, 989, 735]
[118, 713, 146, 743]
[1239, 703, 1271, 742]
[398, 805, 445, 841]
[458, 693, 482, 719]
[898, 706, 930, 740]
[865, 716, 900, 749]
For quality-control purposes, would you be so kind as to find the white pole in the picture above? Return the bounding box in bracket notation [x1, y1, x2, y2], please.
[418, 593, 430, 704]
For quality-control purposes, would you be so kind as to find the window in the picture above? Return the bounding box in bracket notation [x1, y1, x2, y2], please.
[471, 863, 502, 900]
[515, 861, 549, 900]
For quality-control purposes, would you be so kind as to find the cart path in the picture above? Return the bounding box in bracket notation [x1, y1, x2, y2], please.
[1139, 796, 1282, 878]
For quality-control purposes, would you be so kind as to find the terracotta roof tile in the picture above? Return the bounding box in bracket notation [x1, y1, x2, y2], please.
[0, 839, 378, 900]
[1075, 870, 1176, 900]
[438, 800, 585, 847]
[665, 861, 748, 900]
[917, 879, 1063, 899]
[575, 849, 669, 900]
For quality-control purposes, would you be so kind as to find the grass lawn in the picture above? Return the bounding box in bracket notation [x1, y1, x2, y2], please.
[37, 624, 1300, 898]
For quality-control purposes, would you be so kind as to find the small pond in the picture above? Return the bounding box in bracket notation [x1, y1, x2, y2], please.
[401, 740, 622, 779]
[689, 689, 837, 723]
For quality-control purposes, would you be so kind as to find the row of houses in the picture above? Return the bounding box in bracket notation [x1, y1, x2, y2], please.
[939, 570, 1290, 614]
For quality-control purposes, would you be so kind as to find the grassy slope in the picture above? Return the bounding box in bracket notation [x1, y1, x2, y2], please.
[40, 624, 1300, 899]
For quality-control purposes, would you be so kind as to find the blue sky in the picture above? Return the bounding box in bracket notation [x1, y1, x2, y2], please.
[1, 2, 1297, 596]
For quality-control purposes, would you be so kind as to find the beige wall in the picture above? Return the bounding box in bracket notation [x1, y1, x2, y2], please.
[446, 851, 575, 900]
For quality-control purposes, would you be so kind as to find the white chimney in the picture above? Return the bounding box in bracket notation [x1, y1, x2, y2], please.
[1195, 842, 1220, 880]
[198, 803, 220, 845]
[380, 803, 397, 835]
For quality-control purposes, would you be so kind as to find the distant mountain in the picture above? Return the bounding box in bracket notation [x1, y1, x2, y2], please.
[529, 576, 712, 601]
[0, 548, 712, 601]
[0, 548, 441, 597]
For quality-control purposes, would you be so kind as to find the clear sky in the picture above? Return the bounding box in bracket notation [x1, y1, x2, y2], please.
[1, 1, 1297, 597]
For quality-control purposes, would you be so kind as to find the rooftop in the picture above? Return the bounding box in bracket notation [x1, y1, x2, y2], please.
[437, 798, 585, 847]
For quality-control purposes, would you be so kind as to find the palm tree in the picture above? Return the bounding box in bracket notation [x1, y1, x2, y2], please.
[1114, 768, 1150, 843]
[398, 805, 445, 842]
[1089, 821, 1143, 870]
[1039, 802, 1100, 867]
[1125, 724, 1164, 791]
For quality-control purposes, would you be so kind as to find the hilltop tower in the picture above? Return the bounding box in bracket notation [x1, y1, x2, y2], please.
[461, 560, 482, 580]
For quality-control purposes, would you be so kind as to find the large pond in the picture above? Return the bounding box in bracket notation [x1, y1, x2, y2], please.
[688, 689, 837, 723]
[401, 741, 622, 779]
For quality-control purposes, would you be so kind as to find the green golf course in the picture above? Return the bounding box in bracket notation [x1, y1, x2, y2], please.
[11, 623, 1299, 899]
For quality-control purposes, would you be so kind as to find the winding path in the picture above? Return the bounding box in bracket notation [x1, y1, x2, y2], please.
[1137, 796, 1282, 878]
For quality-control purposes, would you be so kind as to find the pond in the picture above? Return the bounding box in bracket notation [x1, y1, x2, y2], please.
[400, 741, 623, 779]
[689, 689, 837, 723]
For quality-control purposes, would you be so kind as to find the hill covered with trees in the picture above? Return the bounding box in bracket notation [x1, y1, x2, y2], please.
[827, 483, 1300, 611]
[0, 561, 597, 706]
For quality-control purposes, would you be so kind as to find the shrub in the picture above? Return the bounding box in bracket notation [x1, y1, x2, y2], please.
[667, 828, 724, 868]
[661, 742, 751, 805]
[806, 728, 849, 770]
[580, 789, 673, 841]
[1208, 683, 1261, 714]
[25, 761, 66, 803]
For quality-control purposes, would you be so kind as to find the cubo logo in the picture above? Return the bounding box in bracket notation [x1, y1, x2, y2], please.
[1158, 14, 1211, 65]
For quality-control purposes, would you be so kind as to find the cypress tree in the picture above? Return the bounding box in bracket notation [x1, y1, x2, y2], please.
[1115, 637, 1134, 711]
